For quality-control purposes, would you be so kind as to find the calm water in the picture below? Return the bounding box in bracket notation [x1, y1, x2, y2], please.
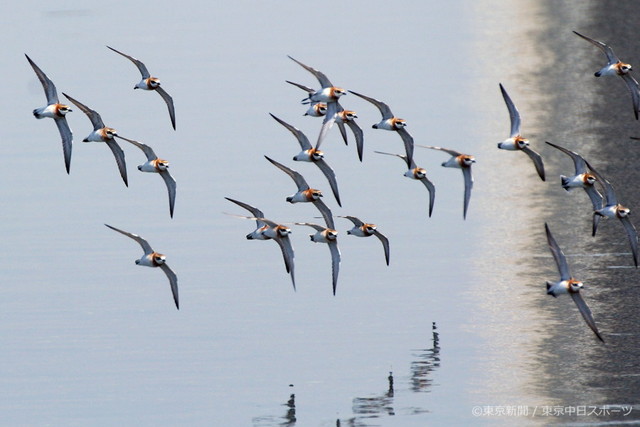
[3, 0, 640, 425]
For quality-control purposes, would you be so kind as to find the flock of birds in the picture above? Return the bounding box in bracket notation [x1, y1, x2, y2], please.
[26, 46, 179, 308]
[26, 32, 640, 342]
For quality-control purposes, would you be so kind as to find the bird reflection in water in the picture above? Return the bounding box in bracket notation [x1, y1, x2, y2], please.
[410, 322, 440, 392]
[350, 371, 396, 421]
[281, 393, 296, 426]
[251, 387, 296, 426]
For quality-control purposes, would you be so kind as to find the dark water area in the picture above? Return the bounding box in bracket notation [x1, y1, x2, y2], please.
[524, 2, 640, 424]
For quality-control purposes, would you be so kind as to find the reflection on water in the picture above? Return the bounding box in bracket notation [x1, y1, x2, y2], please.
[252, 389, 296, 427]
[410, 322, 440, 393]
[351, 372, 395, 419]
[253, 323, 441, 426]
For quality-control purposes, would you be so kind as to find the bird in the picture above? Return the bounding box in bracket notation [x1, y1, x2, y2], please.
[116, 136, 177, 218]
[339, 215, 390, 265]
[335, 103, 365, 162]
[269, 113, 341, 206]
[286, 80, 364, 160]
[497, 83, 545, 181]
[264, 156, 335, 230]
[285, 80, 328, 117]
[588, 163, 639, 267]
[25, 54, 73, 174]
[106, 46, 176, 130]
[573, 31, 639, 120]
[544, 141, 603, 211]
[287, 56, 346, 148]
[348, 90, 414, 167]
[62, 93, 128, 186]
[544, 222, 604, 343]
[105, 224, 179, 310]
[224, 197, 296, 290]
[418, 145, 475, 220]
[296, 222, 340, 295]
[305, 102, 328, 117]
[374, 151, 435, 217]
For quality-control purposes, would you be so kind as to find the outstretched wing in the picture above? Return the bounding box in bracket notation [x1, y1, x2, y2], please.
[265, 155, 310, 191]
[25, 54, 59, 104]
[287, 55, 333, 88]
[160, 170, 177, 218]
[155, 86, 176, 130]
[544, 223, 571, 281]
[499, 83, 521, 138]
[619, 216, 639, 268]
[107, 45, 151, 78]
[270, 113, 312, 150]
[105, 139, 129, 186]
[570, 292, 605, 343]
[521, 146, 545, 181]
[160, 263, 179, 310]
[117, 135, 157, 161]
[573, 31, 619, 65]
[314, 159, 341, 207]
[373, 230, 390, 266]
[105, 224, 154, 255]
[348, 90, 394, 120]
[54, 117, 73, 174]
[63, 93, 105, 130]
[328, 240, 341, 296]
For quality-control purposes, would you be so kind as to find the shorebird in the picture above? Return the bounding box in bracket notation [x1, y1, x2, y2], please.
[497, 83, 545, 181]
[296, 222, 340, 295]
[107, 46, 176, 129]
[270, 113, 341, 206]
[287, 80, 364, 161]
[224, 197, 296, 290]
[418, 145, 475, 220]
[287, 56, 346, 148]
[349, 90, 414, 166]
[339, 215, 390, 265]
[265, 156, 335, 230]
[573, 31, 639, 119]
[544, 141, 602, 211]
[105, 224, 179, 310]
[374, 151, 435, 218]
[25, 54, 73, 174]
[588, 163, 638, 267]
[544, 223, 604, 342]
[117, 136, 176, 218]
[63, 93, 128, 186]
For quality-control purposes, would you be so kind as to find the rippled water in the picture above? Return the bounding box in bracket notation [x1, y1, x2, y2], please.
[3, 0, 640, 425]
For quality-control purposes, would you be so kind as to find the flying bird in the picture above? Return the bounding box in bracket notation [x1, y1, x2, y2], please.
[107, 46, 176, 129]
[573, 31, 639, 120]
[349, 90, 414, 166]
[588, 163, 639, 267]
[286, 80, 364, 160]
[269, 113, 341, 206]
[544, 223, 604, 342]
[544, 141, 602, 211]
[497, 83, 545, 181]
[374, 151, 435, 218]
[225, 197, 296, 290]
[418, 145, 475, 220]
[287, 56, 346, 147]
[63, 93, 128, 186]
[105, 224, 179, 310]
[296, 222, 341, 295]
[265, 156, 335, 230]
[117, 136, 176, 218]
[339, 215, 390, 265]
[25, 54, 73, 174]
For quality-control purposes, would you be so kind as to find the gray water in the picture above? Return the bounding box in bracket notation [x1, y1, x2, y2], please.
[3, 0, 640, 425]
